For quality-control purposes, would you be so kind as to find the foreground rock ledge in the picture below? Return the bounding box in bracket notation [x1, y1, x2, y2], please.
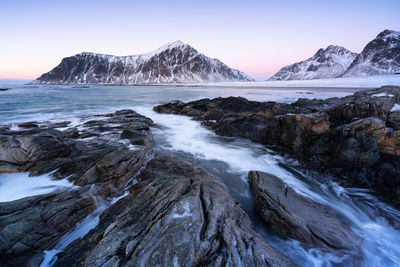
[249, 171, 361, 252]
[154, 86, 400, 205]
[0, 110, 154, 266]
[55, 154, 296, 267]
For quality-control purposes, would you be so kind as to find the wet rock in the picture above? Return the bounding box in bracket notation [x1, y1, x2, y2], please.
[249, 171, 360, 251]
[0, 110, 154, 198]
[264, 112, 330, 154]
[55, 154, 296, 267]
[327, 86, 399, 125]
[0, 110, 155, 266]
[17, 122, 39, 128]
[387, 110, 400, 130]
[154, 86, 400, 205]
[0, 187, 96, 267]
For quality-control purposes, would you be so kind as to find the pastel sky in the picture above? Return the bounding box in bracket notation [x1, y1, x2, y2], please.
[1, 0, 399, 80]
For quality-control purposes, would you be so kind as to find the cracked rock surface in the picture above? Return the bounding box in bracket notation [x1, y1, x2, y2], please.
[0, 110, 154, 266]
[55, 153, 297, 267]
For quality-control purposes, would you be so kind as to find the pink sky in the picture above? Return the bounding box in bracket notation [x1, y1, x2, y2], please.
[1, 0, 399, 81]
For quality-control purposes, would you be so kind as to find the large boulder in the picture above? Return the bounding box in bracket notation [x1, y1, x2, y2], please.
[327, 86, 400, 125]
[55, 154, 297, 267]
[249, 171, 361, 252]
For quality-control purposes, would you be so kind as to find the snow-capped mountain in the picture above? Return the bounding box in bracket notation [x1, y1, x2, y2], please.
[33, 41, 254, 84]
[269, 45, 357, 80]
[341, 30, 400, 77]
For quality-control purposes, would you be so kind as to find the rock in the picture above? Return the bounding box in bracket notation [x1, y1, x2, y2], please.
[264, 112, 330, 154]
[249, 171, 361, 252]
[0, 187, 96, 267]
[55, 154, 296, 267]
[0, 110, 154, 198]
[17, 122, 39, 128]
[154, 86, 400, 205]
[327, 86, 399, 125]
[0, 110, 155, 266]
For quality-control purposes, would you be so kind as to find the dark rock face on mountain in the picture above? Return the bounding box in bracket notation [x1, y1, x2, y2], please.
[270, 45, 357, 80]
[249, 171, 360, 251]
[55, 154, 296, 267]
[154, 86, 400, 205]
[0, 110, 154, 266]
[342, 30, 400, 77]
[32, 41, 254, 85]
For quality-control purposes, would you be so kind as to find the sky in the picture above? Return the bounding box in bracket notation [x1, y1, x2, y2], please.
[1, 0, 399, 80]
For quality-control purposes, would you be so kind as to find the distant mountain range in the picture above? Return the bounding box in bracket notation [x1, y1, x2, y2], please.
[270, 29, 400, 81]
[32, 41, 253, 85]
[33, 30, 400, 84]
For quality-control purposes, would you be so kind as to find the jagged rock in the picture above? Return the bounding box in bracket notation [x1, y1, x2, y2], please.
[327, 86, 399, 125]
[31, 41, 253, 85]
[249, 171, 360, 252]
[0, 110, 154, 198]
[0, 187, 96, 267]
[55, 154, 296, 267]
[264, 112, 330, 154]
[0, 110, 155, 266]
[154, 86, 400, 204]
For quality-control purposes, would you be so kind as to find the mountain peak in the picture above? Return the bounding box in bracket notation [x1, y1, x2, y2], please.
[270, 45, 357, 80]
[33, 41, 253, 84]
[379, 29, 400, 37]
[341, 29, 400, 77]
[156, 40, 190, 52]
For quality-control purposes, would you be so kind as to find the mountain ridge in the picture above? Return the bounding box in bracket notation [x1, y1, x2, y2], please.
[269, 45, 358, 81]
[32, 41, 254, 85]
[341, 29, 400, 77]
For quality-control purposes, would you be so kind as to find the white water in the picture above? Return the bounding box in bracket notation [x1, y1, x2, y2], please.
[0, 172, 74, 202]
[135, 106, 400, 267]
[1, 83, 400, 266]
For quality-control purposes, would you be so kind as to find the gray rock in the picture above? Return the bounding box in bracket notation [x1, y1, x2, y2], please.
[249, 171, 361, 251]
[0, 110, 155, 266]
[154, 86, 400, 205]
[55, 154, 297, 267]
[0, 187, 95, 267]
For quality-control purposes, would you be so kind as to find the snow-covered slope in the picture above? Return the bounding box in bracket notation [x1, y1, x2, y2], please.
[269, 45, 358, 81]
[33, 41, 254, 84]
[341, 30, 400, 77]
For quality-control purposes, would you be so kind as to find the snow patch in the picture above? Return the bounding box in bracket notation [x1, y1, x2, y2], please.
[391, 103, 400, 112]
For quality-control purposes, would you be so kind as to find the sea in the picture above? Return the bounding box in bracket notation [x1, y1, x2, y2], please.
[1, 80, 400, 266]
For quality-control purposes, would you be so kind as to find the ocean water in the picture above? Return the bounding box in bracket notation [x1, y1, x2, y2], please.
[1, 82, 400, 266]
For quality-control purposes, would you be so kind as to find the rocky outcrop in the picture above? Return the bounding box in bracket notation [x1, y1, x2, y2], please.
[55, 154, 296, 267]
[0, 188, 96, 267]
[249, 171, 360, 252]
[32, 41, 254, 85]
[270, 45, 357, 80]
[341, 30, 400, 77]
[154, 86, 400, 205]
[0, 110, 155, 266]
[0, 109, 154, 197]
